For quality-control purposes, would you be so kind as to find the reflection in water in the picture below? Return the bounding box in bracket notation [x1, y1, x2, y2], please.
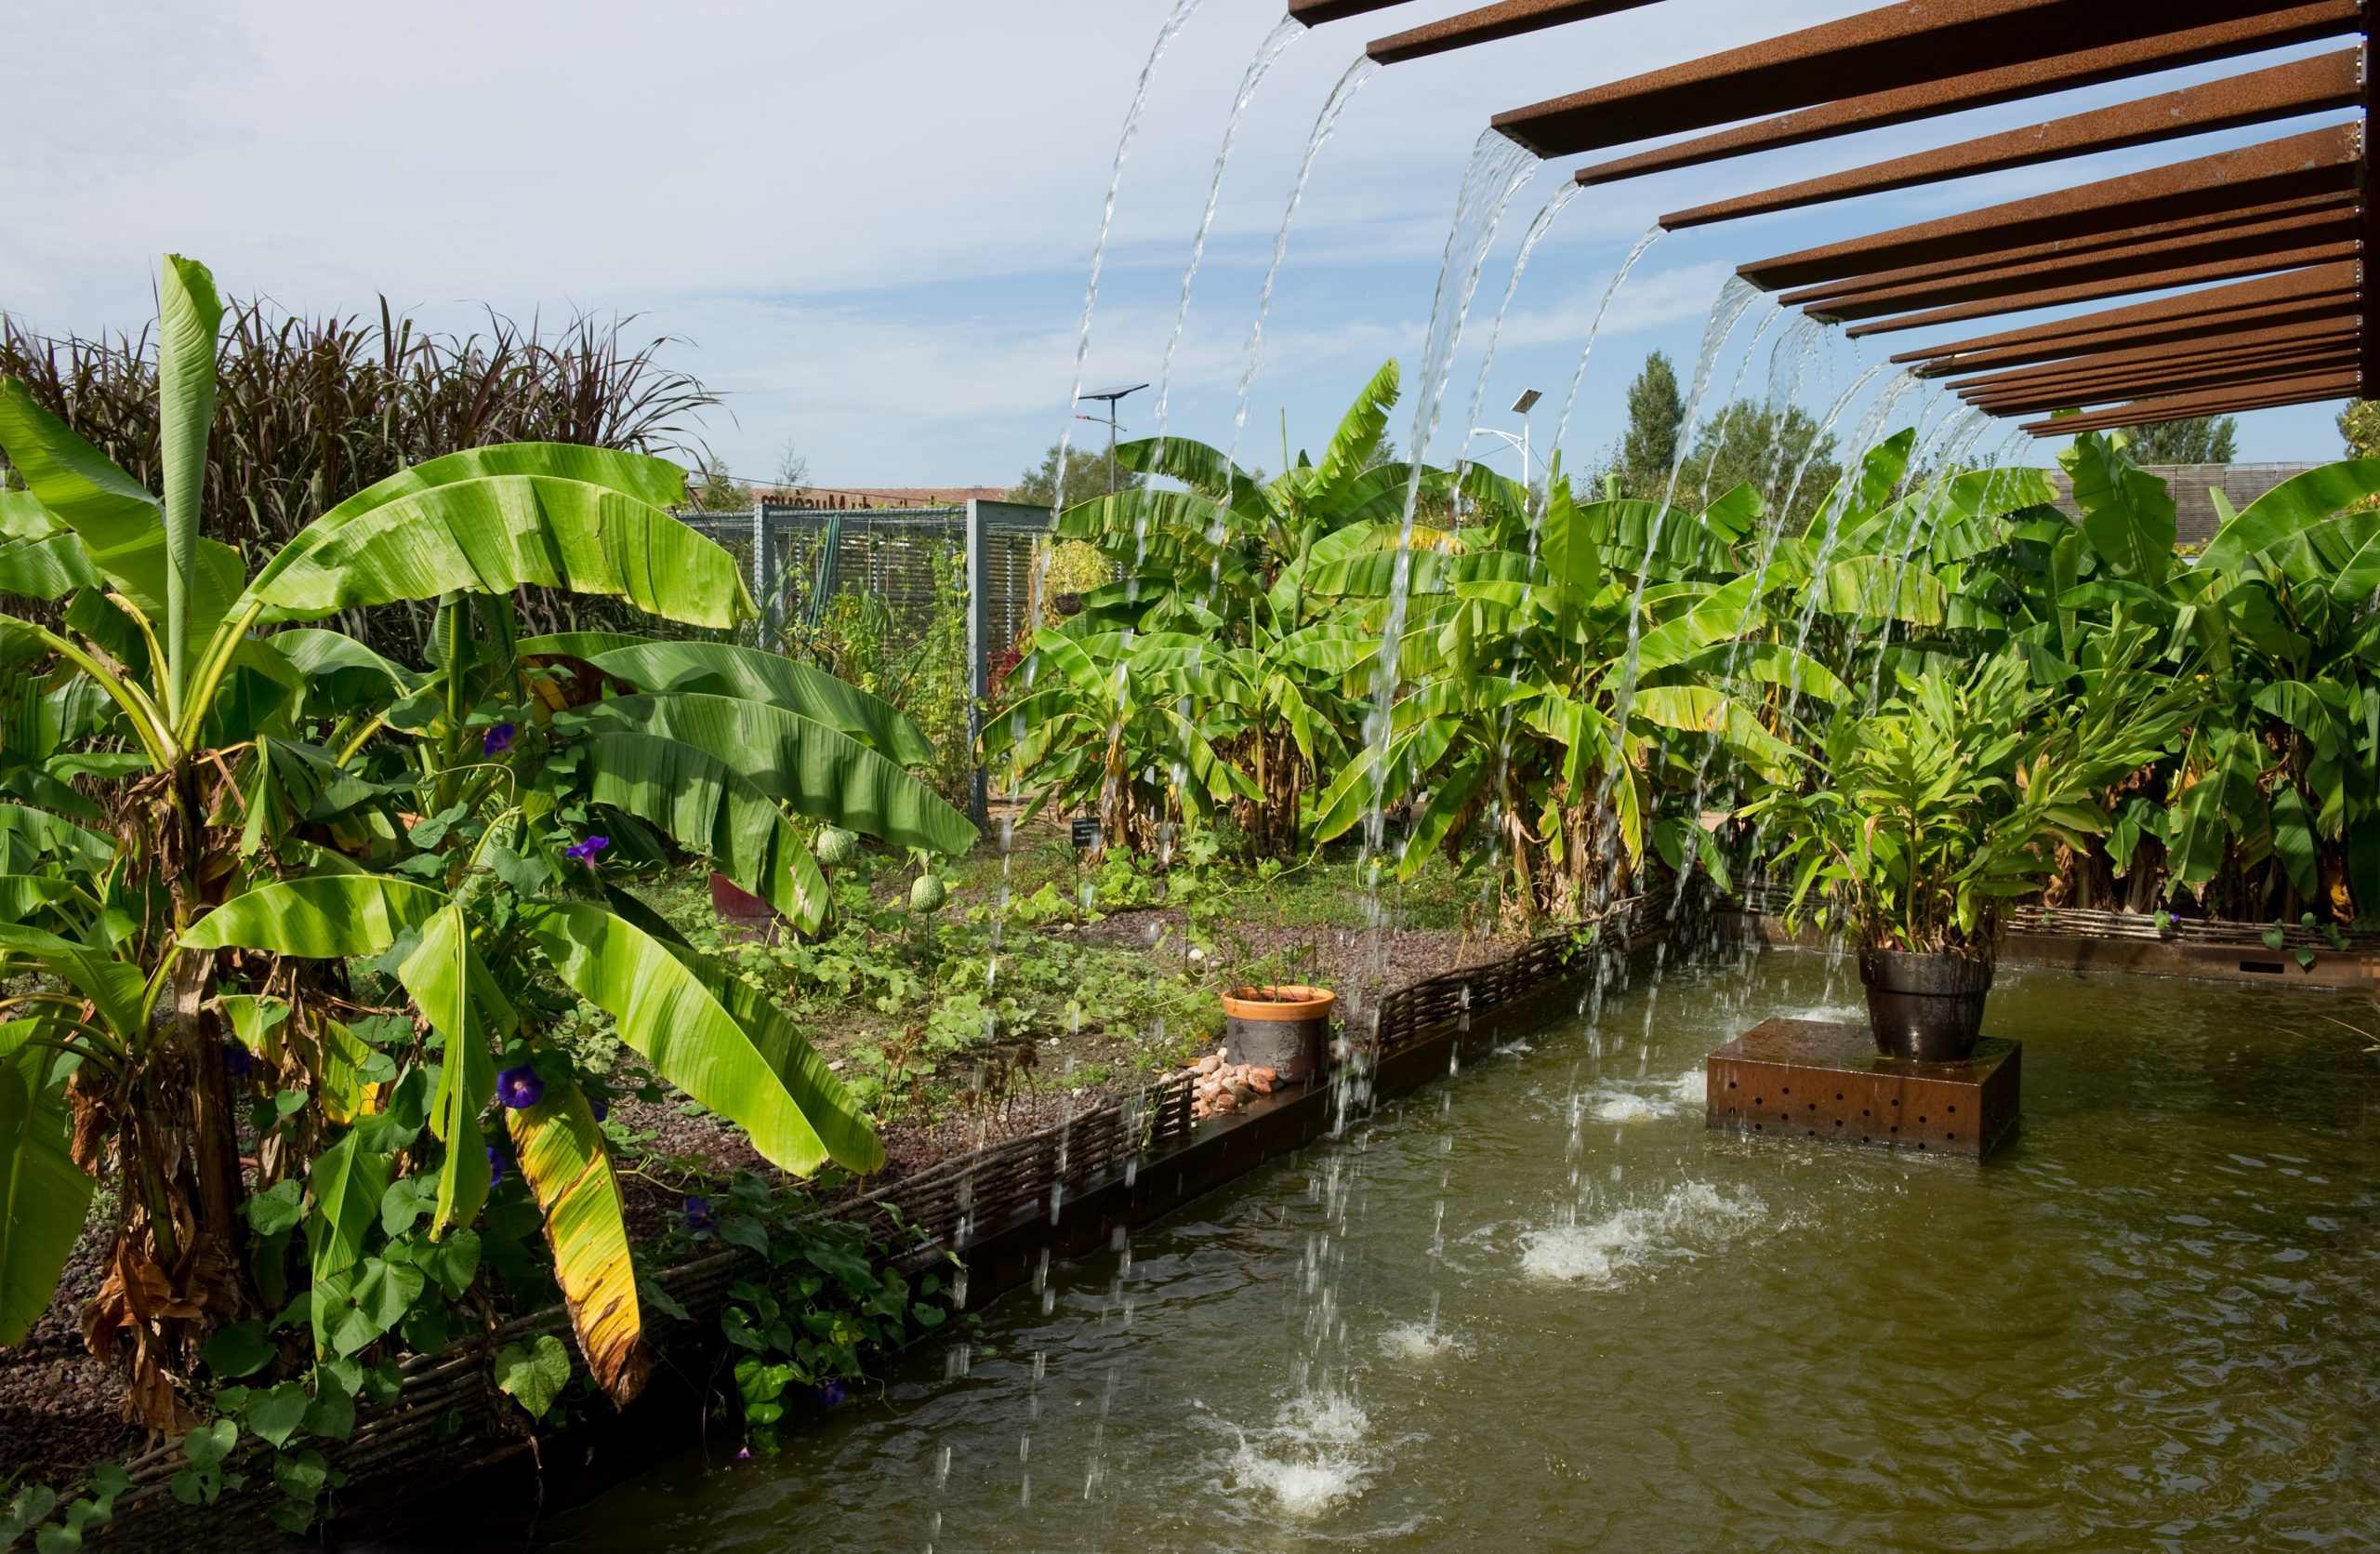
[537, 950, 2380, 1551]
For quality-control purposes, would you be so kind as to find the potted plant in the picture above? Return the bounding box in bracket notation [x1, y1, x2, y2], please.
[1741, 643, 2188, 1061]
[1218, 984, 1337, 1082]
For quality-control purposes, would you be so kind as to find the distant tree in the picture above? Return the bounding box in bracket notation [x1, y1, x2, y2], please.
[2338, 401, 2380, 459]
[687, 450, 749, 511]
[1006, 440, 1145, 509]
[1618, 351, 1686, 498]
[2119, 416, 2238, 465]
[773, 439, 811, 496]
[1676, 400, 1843, 532]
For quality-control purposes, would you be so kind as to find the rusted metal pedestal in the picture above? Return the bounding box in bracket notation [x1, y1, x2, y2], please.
[1707, 1017, 2020, 1160]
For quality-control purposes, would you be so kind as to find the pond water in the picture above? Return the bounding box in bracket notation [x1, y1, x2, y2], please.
[538, 950, 2380, 1550]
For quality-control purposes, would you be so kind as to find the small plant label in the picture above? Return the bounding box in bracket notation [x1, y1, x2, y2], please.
[1070, 817, 1101, 849]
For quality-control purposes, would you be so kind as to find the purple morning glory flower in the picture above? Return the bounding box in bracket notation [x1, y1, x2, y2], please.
[483, 722, 517, 755]
[815, 1380, 846, 1409]
[588, 1096, 609, 1123]
[734, 1447, 751, 1461]
[683, 1195, 714, 1231]
[564, 835, 610, 863]
[221, 1041, 255, 1080]
[496, 1066, 545, 1109]
[486, 1145, 506, 1187]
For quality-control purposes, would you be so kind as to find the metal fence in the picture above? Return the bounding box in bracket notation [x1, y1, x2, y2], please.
[672, 499, 1059, 821]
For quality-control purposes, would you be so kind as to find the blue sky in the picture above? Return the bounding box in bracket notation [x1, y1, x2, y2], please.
[6, 1, 2356, 489]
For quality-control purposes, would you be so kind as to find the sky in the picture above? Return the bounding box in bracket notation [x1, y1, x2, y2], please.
[4, 1, 2359, 490]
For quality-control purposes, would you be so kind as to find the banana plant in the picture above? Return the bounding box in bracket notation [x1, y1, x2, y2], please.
[1007, 360, 1449, 858]
[2162, 457, 2380, 920]
[0, 254, 759, 1419]
[1307, 462, 1801, 921]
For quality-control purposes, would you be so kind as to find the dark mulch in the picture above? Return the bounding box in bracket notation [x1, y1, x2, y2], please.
[0, 1223, 149, 1492]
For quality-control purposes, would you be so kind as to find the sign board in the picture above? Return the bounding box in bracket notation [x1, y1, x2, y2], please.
[1070, 817, 1101, 849]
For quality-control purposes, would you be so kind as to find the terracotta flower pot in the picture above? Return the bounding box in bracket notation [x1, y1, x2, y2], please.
[1858, 948, 1993, 1063]
[1218, 984, 1336, 1084]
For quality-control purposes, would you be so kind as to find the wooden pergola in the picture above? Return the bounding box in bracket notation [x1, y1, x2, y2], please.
[1286, 0, 2372, 435]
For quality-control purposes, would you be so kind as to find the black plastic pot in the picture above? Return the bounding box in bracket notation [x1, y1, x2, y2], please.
[1858, 948, 1993, 1063]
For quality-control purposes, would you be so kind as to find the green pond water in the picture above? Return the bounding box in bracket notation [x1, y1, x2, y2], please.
[537, 949, 2379, 1550]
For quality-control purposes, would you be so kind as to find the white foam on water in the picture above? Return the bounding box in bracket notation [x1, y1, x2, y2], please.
[1670, 1069, 1707, 1105]
[1590, 1094, 1663, 1123]
[1222, 1391, 1374, 1519]
[1378, 1322, 1472, 1362]
[1520, 1182, 1766, 1285]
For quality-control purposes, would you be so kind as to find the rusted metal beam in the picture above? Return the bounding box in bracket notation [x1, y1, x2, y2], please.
[1739, 126, 2361, 291]
[1659, 50, 2362, 230]
[1778, 193, 2354, 309]
[2020, 373, 2359, 434]
[1368, 1, 1659, 62]
[1838, 239, 2360, 337]
[1959, 333, 2360, 401]
[1495, 0, 2348, 158]
[1567, 2, 2361, 183]
[1907, 297, 2363, 378]
[1965, 347, 2361, 413]
[1947, 317, 2360, 392]
[1885, 263, 2360, 367]
[1288, 0, 1413, 23]
[1796, 208, 2360, 323]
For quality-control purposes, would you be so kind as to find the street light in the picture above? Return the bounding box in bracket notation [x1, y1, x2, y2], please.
[1470, 387, 1541, 487]
[1077, 383, 1150, 496]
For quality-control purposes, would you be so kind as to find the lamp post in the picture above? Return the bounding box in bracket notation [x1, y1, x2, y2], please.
[1077, 383, 1150, 496]
[1469, 387, 1542, 488]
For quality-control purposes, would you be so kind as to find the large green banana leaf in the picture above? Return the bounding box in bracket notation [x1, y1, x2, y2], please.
[580, 690, 971, 846]
[575, 641, 938, 767]
[520, 901, 880, 1175]
[246, 475, 754, 629]
[0, 1033, 93, 1347]
[575, 730, 832, 932]
[2196, 459, 2380, 572]
[180, 876, 449, 957]
[157, 255, 223, 717]
[398, 904, 505, 1239]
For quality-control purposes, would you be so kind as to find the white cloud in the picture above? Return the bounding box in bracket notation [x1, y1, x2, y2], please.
[3, 0, 2351, 481]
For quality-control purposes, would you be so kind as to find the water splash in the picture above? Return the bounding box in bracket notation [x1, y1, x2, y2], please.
[1154, 14, 1305, 437]
[1520, 1181, 1766, 1284]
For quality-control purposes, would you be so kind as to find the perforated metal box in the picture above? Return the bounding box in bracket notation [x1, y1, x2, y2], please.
[1706, 1017, 2020, 1160]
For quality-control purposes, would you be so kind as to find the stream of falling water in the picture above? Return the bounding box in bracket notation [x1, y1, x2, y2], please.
[1225, 54, 1379, 474]
[1360, 131, 1539, 862]
[1050, 0, 1204, 527]
[1455, 179, 1581, 479]
[1550, 224, 1663, 461]
[1152, 14, 1303, 438]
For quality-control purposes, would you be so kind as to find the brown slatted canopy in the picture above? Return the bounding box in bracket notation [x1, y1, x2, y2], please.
[1290, 0, 2373, 434]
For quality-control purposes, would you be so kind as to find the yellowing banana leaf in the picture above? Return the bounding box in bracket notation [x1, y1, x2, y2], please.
[507, 1084, 647, 1402]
